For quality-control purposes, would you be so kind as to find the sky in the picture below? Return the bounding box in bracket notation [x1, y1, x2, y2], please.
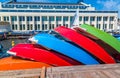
[0, 0, 120, 17]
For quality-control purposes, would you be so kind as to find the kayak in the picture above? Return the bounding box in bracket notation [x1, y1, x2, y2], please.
[7, 43, 81, 66]
[55, 26, 116, 64]
[80, 24, 120, 53]
[29, 32, 99, 65]
[74, 27, 119, 61]
[0, 56, 52, 71]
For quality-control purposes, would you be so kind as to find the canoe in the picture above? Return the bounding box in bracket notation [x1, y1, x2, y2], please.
[74, 27, 119, 61]
[0, 56, 52, 71]
[55, 26, 116, 64]
[7, 43, 81, 66]
[29, 32, 99, 65]
[80, 24, 120, 53]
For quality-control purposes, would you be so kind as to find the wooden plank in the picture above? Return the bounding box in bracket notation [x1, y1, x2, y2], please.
[47, 64, 120, 72]
[0, 68, 42, 78]
[41, 67, 46, 78]
[46, 64, 120, 78]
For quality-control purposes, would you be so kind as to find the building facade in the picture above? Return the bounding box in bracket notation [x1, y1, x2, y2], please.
[0, 0, 118, 32]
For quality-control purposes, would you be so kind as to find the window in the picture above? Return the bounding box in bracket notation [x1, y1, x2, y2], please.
[27, 16, 32, 21]
[34, 16, 40, 21]
[11, 24, 17, 30]
[84, 16, 89, 21]
[27, 24, 30, 30]
[11, 16, 17, 21]
[52, 24, 55, 29]
[30, 24, 33, 30]
[30, 5, 40, 9]
[110, 17, 114, 21]
[62, 6, 66, 9]
[103, 17, 108, 21]
[79, 16, 82, 21]
[20, 24, 22, 30]
[38, 24, 40, 30]
[49, 24, 52, 30]
[103, 24, 107, 30]
[90, 17, 95, 21]
[42, 24, 44, 30]
[35, 24, 37, 30]
[12, 24, 15, 30]
[45, 24, 47, 30]
[63, 16, 68, 21]
[35, 24, 40, 30]
[19, 16, 25, 21]
[56, 16, 62, 21]
[49, 16, 54, 21]
[55, 6, 61, 9]
[3, 16, 9, 21]
[97, 17, 102, 21]
[19, 24, 26, 30]
[109, 24, 113, 29]
[15, 24, 18, 30]
[23, 24, 25, 30]
[42, 16, 47, 21]
[96, 24, 101, 29]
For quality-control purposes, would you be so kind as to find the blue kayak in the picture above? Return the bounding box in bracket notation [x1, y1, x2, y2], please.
[117, 37, 120, 41]
[29, 32, 99, 65]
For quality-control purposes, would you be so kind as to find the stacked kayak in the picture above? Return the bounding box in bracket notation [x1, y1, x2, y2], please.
[7, 43, 81, 66]
[54, 26, 115, 64]
[29, 32, 99, 65]
[0, 56, 52, 71]
[80, 24, 120, 53]
[5, 24, 119, 70]
[73, 27, 120, 61]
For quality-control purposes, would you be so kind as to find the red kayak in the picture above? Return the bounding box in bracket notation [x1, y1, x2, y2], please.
[7, 43, 81, 66]
[73, 27, 120, 61]
[54, 26, 116, 64]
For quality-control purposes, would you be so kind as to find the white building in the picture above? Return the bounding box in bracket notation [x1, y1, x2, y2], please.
[0, 0, 118, 32]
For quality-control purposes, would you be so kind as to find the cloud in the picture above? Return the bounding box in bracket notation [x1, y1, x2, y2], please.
[97, 0, 120, 10]
[97, 0, 120, 18]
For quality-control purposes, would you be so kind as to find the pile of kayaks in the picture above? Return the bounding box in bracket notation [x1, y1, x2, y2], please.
[1, 24, 120, 71]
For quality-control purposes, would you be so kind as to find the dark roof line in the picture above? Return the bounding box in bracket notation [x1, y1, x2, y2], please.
[9, 2, 83, 5]
[10, 0, 84, 4]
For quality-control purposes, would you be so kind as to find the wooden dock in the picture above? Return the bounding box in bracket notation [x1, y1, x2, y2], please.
[0, 64, 120, 78]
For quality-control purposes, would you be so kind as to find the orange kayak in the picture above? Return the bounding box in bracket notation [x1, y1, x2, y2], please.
[0, 56, 52, 71]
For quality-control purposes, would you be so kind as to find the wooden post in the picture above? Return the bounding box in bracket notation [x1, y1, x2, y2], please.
[41, 67, 46, 78]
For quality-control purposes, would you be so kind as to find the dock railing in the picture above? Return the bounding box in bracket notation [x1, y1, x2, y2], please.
[0, 64, 120, 78]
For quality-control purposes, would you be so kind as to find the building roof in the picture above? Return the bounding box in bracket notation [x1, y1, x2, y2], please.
[9, 0, 84, 4]
[16, 0, 83, 3]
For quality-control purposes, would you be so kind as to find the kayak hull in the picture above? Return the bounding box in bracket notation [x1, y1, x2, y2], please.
[55, 26, 116, 64]
[0, 56, 52, 71]
[29, 33, 99, 65]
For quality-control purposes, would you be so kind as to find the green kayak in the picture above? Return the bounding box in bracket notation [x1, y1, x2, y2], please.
[81, 24, 120, 53]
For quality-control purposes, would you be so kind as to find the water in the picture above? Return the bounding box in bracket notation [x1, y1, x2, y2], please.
[0, 38, 27, 58]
